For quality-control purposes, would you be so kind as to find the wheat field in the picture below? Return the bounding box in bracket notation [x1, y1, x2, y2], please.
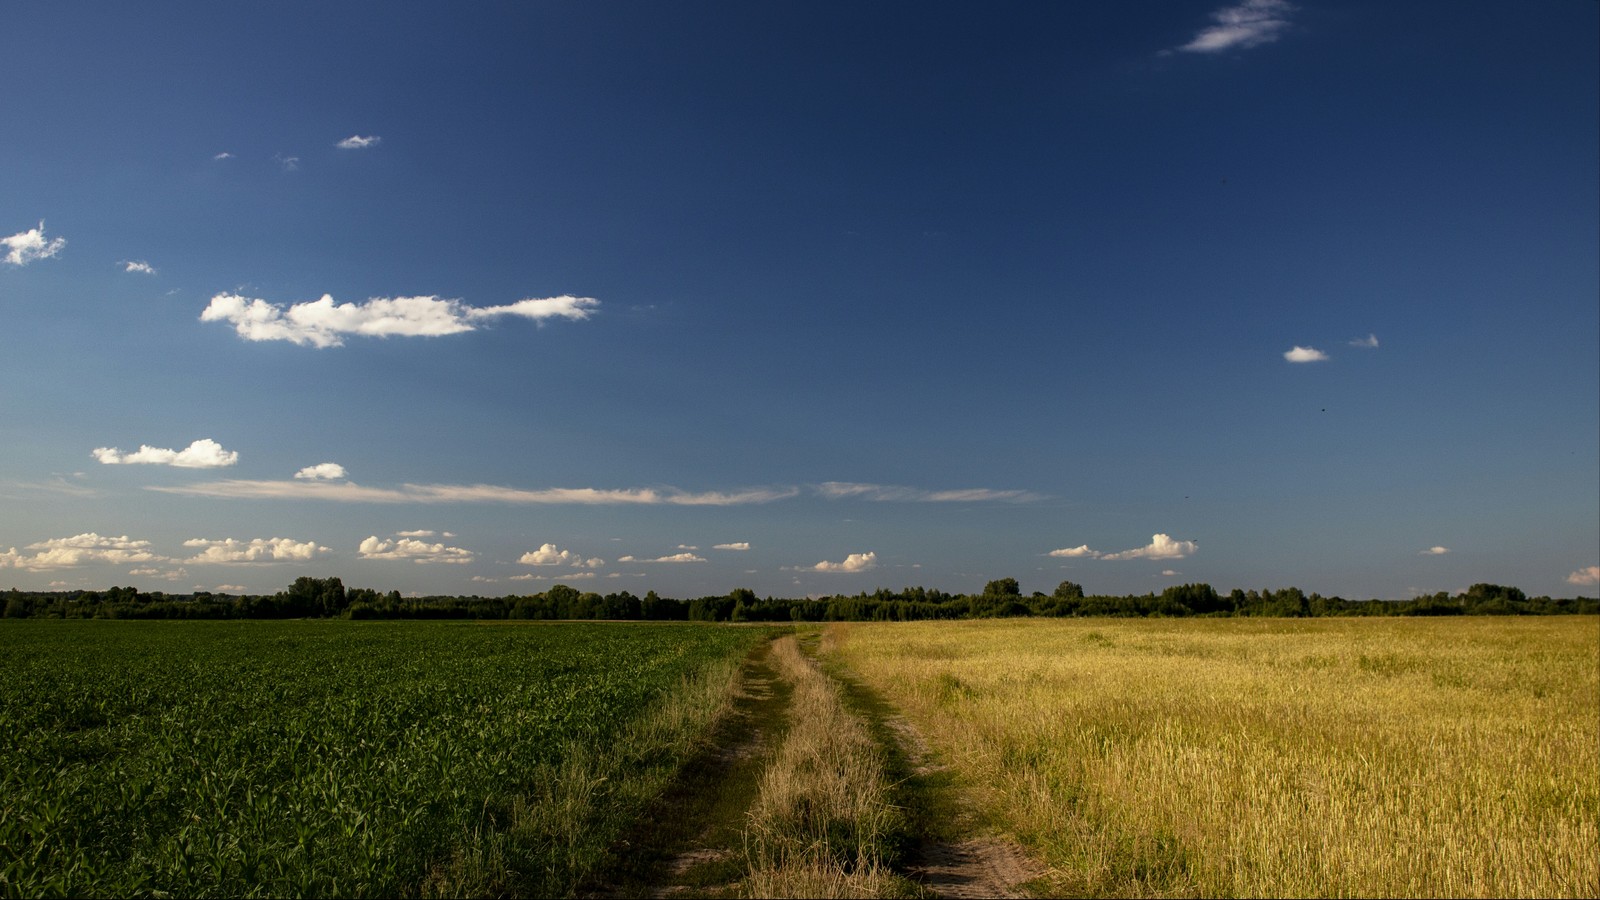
[826, 617, 1599, 898]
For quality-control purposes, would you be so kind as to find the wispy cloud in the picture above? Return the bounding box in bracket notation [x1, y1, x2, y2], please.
[1178, 0, 1295, 53]
[294, 462, 347, 481]
[184, 537, 329, 564]
[359, 535, 474, 564]
[1100, 534, 1198, 561]
[619, 552, 706, 564]
[93, 438, 239, 468]
[274, 153, 300, 172]
[1566, 566, 1600, 587]
[121, 260, 157, 275]
[1, 533, 168, 571]
[201, 293, 600, 348]
[809, 551, 878, 573]
[335, 134, 381, 150]
[1349, 333, 1380, 348]
[3, 221, 66, 266]
[1420, 546, 1451, 555]
[815, 482, 1042, 503]
[1283, 345, 1329, 363]
[1048, 544, 1100, 559]
[149, 478, 795, 506]
[213, 152, 234, 161]
[714, 542, 751, 551]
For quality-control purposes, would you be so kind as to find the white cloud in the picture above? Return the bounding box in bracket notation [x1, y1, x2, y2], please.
[1420, 546, 1451, 555]
[294, 462, 347, 481]
[183, 537, 329, 564]
[213, 152, 234, 161]
[396, 529, 437, 538]
[1100, 534, 1198, 561]
[0, 533, 168, 571]
[1566, 566, 1600, 587]
[815, 482, 1041, 503]
[149, 478, 795, 506]
[93, 438, 239, 468]
[714, 542, 751, 551]
[520, 543, 579, 566]
[214, 584, 247, 592]
[1160, 569, 1180, 577]
[275, 153, 299, 172]
[1179, 0, 1294, 53]
[1048, 544, 1100, 558]
[812, 551, 878, 573]
[130, 566, 188, 581]
[1349, 333, 1380, 348]
[1284, 346, 1329, 363]
[471, 575, 497, 583]
[335, 135, 381, 150]
[358, 535, 474, 564]
[122, 260, 157, 275]
[201, 293, 600, 348]
[3, 221, 66, 266]
[621, 552, 707, 564]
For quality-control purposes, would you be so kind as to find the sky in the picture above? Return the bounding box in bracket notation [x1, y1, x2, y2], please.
[2, 1, 1596, 601]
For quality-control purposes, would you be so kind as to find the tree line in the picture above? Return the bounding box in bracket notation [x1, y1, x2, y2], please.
[2, 576, 1595, 621]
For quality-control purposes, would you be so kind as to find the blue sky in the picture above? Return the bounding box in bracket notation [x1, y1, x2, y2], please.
[2, 1, 1596, 600]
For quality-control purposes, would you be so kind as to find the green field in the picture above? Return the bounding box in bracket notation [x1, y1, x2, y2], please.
[0, 620, 768, 898]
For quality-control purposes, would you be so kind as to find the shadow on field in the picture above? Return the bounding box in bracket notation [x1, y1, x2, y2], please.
[584, 638, 793, 899]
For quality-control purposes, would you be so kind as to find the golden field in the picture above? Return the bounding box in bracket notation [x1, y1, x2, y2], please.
[826, 617, 1599, 898]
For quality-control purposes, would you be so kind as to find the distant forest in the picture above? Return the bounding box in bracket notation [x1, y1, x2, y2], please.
[3, 577, 1595, 621]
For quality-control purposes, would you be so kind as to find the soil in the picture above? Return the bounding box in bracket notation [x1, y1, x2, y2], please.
[585, 641, 791, 899]
[588, 635, 1047, 899]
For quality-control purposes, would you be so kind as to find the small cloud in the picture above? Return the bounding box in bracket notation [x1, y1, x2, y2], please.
[1178, 0, 1295, 54]
[643, 552, 706, 564]
[395, 529, 436, 538]
[1100, 534, 1198, 561]
[1048, 544, 1100, 559]
[1566, 566, 1600, 587]
[520, 543, 581, 566]
[214, 584, 247, 592]
[677, 544, 699, 551]
[213, 152, 234, 161]
[471, 575, 497, 583]
[359, 535, 474, 564]
[714, 542, 751, 551]
[509, 573, 536, 581]
[200, 292, 599, 348]
[1284, 345, 1329, 363]
[184, 537, 329, 564]
[1160, 569, 1180, 577]
[1349, 333, 1380, 349]
[336, 135, 381, 150]
[1420, 546, 1451, 556]
[3, 221, 67, 266]
[121, 260, 157, 275]
[93, 438, 239, 468]
[294, 462, 347, 481]
[811, 551, 878, 573]
[274, 153, 300, 172]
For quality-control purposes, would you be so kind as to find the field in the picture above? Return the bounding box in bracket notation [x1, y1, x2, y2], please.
[0, 620, 768, 898]
[826, 617, 1600, 897]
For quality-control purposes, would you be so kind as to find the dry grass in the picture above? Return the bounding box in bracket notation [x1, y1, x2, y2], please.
[828, 617, 1600, 898]
[742, 634, 907, 899]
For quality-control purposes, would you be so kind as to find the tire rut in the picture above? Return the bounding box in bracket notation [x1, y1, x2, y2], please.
[585, 640, 792, 899]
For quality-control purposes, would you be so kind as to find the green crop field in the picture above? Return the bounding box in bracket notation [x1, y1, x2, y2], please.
[0, 620, 769, 898]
